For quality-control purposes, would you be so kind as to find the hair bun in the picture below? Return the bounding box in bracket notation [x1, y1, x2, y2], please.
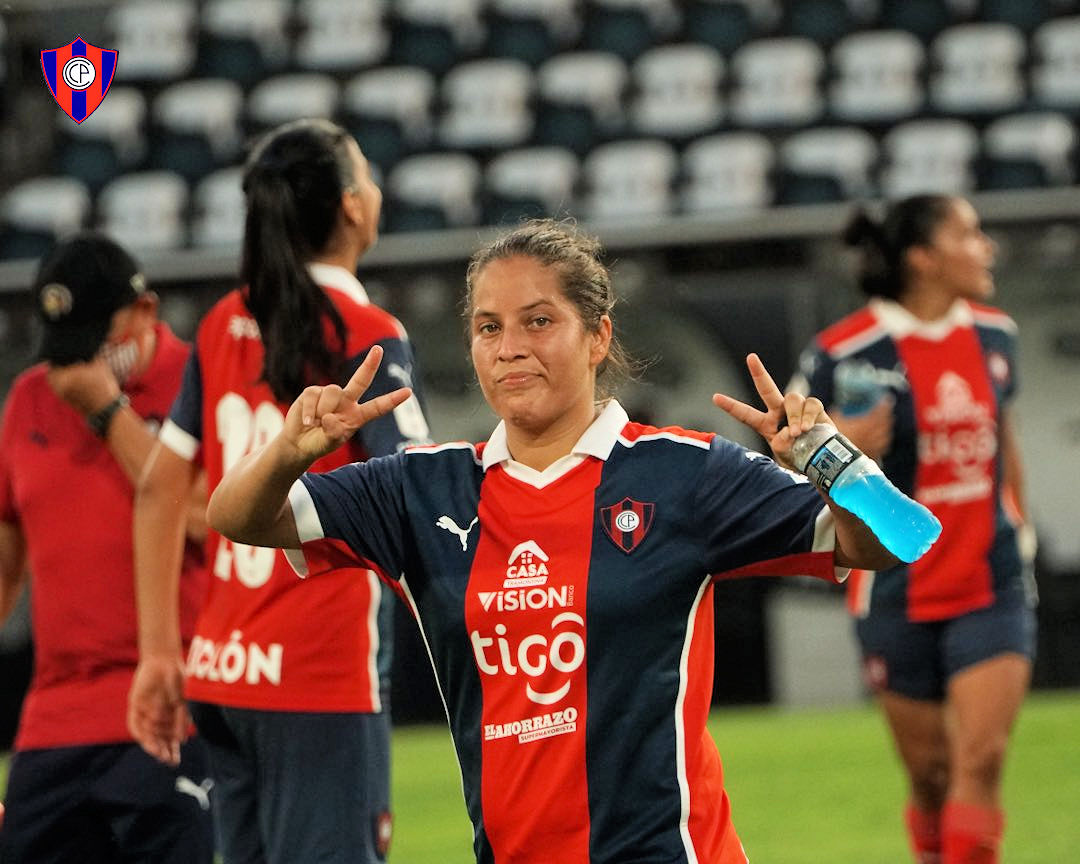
[843, 210, 884, 249]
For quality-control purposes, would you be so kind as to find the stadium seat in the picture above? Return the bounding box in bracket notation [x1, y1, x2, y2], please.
[246, 74, 340, 133]
[384, 152, 482, 232]
[581, 138, 678, 224]
[581, 0, 682, 62]
[98, 171, 189, 253]
[682, 0, 780, 55]
[777, 126, 878, 203]
[978, 0, 1055, 32]
[879, 118, 979, 197]
[107, 0, 197, 82]
[55, 87, 148, 194]
[535, 52, 629, 154]
[438, 59, 535, 152]
[830, 29, 926, 123]
[730, 37, 826, 127]
[341, 67, 436, 173]
[197, 0, 291, 88]
[930, 23, 1026, 115]
[1031, 16, 1080, 111]
[389, 0, 486, 74]
[878, 0, 963, 42]
[484, 146, 579, 224]
[680, 131, 774, 214]
[190, 166, 246, 248]
[485, 0, 582, 66]
[980, 111, 1077, 189]
[0, 177, 92, 261]
[629, 43, 724, 140]
[151, 79, 244, 182]
[294, 0, 389, 71]
[786, 0, 865, 46]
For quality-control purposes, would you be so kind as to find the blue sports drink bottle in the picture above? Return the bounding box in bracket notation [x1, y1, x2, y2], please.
[790, 424, 941, 564]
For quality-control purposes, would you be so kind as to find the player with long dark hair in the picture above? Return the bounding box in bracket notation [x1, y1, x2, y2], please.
[128, 119, 430, 864]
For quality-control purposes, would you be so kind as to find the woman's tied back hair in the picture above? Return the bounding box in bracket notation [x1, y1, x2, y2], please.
[464, 218, 635, 398]
[844, 195, 954, 300]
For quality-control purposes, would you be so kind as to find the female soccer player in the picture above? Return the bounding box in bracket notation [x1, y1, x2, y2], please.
[202, 218, 905, 864]
[127, 119, 430, 863]
[790, 195, 1036, 864]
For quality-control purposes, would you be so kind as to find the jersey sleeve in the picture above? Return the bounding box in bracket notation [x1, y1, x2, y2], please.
[159, 349, 203, 461]
[348, 336, 432, 457]
[286, 452, 408, 583]
[696, 436, 838, 582]
[789, 339, 837, 405]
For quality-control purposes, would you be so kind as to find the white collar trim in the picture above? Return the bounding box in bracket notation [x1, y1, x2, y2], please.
[481, 400, 629, 486]
[870, 297, 972, 341]
[307, 263, 369, 306]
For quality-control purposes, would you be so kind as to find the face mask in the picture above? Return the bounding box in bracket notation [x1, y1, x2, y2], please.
[100, 337, 140, 384]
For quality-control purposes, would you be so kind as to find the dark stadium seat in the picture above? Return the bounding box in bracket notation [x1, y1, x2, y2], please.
[55, 87, 148, 194]
[629, 43, 724, 140]
[978, 0, 1055, 32]
[483, 146, 579, 225]
[197, 0, 291, 88]
[683, 0, 773, 56]
[341, 66, 437, 173]
[294, 0, 389, 72]
[384, 152, 482, 233]
[786, 0, 864, 47]
[389, 0, 486, 75]
[150, 79, 244, 183]
[485, 0, 582, 66]
[0, 177, 91, 261]
[580, 138, 678, 224]
[581, 0, 680, 63]
[776, 125, 878, 204]
[878, 0, 964, 42]
[979, 111, 1077, 189]
[534, 52, 629, 155]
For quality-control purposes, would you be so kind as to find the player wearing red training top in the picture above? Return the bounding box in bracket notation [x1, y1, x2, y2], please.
[0, 234, 212, 863]
[205, 219, 905, 864]
[790, 196, 1036, 864]
[128, 120, 430, 864]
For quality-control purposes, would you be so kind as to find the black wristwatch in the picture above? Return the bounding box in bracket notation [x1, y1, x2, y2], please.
[87, 393, 130, 438]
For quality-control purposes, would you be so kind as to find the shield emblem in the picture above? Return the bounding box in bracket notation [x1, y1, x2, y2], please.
[600, 497, 655, 554]
[40, 37, 118, 124]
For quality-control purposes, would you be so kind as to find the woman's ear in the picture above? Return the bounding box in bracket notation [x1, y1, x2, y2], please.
[905, 244, 936, 279]
[590, 315, 613, 368]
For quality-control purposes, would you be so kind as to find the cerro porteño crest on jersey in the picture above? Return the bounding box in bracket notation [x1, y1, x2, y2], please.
[41, 37, 118, 124]
[600, 497, 654, 554]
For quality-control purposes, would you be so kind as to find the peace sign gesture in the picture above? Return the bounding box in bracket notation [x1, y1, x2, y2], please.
[283, 344, 413, 462]
[712, 353, 833, 471]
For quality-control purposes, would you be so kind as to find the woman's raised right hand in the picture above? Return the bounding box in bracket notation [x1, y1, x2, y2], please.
[283, 344, 412, 462]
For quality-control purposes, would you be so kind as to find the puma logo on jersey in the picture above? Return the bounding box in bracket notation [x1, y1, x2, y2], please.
[437, 515, 478, 551]
[176, 776, 214, 811]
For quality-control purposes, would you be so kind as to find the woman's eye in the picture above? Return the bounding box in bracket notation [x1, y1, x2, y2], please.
[531, 316, 550, 327]
[478, 322, 498, 335]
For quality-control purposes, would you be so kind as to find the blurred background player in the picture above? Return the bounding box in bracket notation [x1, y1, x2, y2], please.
[127, 118, 431, 864]
[789, 195, 1037, 864]
[0, 233, 213, 863]
[203, 218, 902, 864]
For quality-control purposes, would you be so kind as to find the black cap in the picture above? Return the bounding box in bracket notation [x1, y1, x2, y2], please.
[34, 232, 147, 365]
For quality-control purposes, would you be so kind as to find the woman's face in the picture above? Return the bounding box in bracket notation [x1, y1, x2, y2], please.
[346, 139, 382, 252]
[917, 198, 997, 301]
[469, 255, 610, 437]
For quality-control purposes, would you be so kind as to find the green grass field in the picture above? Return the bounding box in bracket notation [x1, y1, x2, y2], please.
[390, 690, 1080, 863]
[1, 691, 1076, 861]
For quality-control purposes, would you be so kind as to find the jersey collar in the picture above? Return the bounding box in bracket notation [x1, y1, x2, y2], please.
[481, 400, 629, 485]
[307, 263, 370, 306]
[870, 297, 972, 341]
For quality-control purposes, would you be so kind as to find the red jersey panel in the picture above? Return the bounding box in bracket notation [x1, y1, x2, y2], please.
[162, 274, 426, 712]
[0, 325, 205, 749]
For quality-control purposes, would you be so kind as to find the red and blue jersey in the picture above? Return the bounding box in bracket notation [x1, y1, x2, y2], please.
[0, 324, 205, 749]
[792, 298, 1025, 622]
[287, 401, 841, 863]
[159, 264, 430, 713]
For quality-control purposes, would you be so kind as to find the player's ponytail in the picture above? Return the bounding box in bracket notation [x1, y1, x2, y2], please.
[241, 119, 350, 402]
[844, 196, 954, 301]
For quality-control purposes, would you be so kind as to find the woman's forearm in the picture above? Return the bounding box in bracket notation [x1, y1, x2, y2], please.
[207, 434, 311, 548]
